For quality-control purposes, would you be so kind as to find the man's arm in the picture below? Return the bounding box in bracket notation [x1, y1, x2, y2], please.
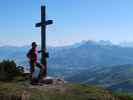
[38, 49, 45, 53]
[38, 49, 49, 58]
[38, 50, 42, 53]
[26, 50, 31, 59]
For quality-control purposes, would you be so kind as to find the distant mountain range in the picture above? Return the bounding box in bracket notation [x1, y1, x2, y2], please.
[1, 40, 133, 92]
[119, 42, 133, 47]
[49, 40, 133, 68]
[66, 64, 133, 92]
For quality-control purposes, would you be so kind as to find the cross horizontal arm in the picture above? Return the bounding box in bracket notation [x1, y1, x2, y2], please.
[35, 20, 53, 27]
[46, 20, 53, 25]
[35, 23, 42, 27]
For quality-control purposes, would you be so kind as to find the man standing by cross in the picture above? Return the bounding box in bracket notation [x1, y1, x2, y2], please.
[35, 0, 53, 79]
[27, 42, 45, 81]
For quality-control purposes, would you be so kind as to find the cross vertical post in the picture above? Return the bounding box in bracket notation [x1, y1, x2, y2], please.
[36, 3, 53, 78]
[41, 5, 47, 77]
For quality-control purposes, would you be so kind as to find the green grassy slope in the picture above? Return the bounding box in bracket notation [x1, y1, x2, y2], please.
[0, 81, 132, 100]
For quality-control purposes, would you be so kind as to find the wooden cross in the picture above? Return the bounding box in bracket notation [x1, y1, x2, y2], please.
[35, 2, 53, 77]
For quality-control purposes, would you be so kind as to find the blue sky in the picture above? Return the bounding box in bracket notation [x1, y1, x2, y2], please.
[0, 0, 133, 46]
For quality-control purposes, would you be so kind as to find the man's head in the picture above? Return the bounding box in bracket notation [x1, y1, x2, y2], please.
[32, 42, 37, 48]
